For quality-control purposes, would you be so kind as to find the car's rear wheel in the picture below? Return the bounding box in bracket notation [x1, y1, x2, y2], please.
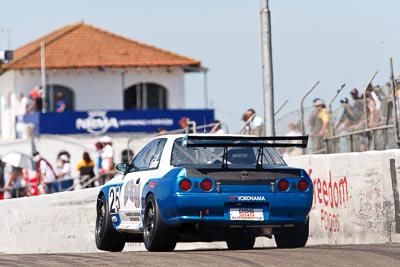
[143, 194, 177, 252]
[226, 236, 256, 250]
[95, 194, 126, 252]
[274, 219, 309, 248]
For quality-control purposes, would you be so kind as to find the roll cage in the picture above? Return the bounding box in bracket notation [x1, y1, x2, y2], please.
[171, 135, 308, 169]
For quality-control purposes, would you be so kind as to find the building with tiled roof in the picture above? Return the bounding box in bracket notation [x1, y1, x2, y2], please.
[0, 22, 208, 139]
[9, 23, 203, 70]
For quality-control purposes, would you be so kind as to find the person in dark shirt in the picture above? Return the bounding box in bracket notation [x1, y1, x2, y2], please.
[0, 160, 5, 189]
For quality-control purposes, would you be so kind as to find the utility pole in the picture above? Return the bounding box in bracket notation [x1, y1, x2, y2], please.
[40, 42, 47, 112]
[260, 0, 275, 136]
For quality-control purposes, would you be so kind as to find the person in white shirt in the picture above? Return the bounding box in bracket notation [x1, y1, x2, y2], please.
[33, 151, 57, 194]
[57, 154, 71, 180]
[99, 136, 115, 184]
[246, 108, 264, 136]
[282, 122, 303, 158]
[100, 136, 114, 173]
[15, 93, 28, 117]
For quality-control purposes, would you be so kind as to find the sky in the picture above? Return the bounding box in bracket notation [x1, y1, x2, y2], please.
[1, 0, 400, 134]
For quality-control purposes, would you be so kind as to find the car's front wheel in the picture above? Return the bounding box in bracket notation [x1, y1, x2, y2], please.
[274, 219, 309, 248]
[143, 194, 177, 252]
[226, 236, 256, 250]
[95, 194, 126, 252]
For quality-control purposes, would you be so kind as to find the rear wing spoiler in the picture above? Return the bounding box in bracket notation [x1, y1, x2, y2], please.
[183, 135, 308, 148]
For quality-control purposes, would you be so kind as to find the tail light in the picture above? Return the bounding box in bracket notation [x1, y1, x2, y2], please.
[200, 179, 213, 191]
[179, 179, 192, 191]
[277, 179, 289, 192]
[298, 179, 309, 192]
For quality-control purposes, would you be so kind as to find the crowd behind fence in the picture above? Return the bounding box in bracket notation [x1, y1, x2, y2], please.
[276, 80, 400, 154]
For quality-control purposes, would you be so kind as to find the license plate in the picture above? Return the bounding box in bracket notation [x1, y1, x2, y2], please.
[229, 208, 264, 221]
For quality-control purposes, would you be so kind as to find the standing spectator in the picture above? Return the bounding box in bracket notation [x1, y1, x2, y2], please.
[56, 154, 73, 191]
[99, 136, 114, 184]
[351, 85, 379, 129]
[308, 98, 322, 130]
[349, 88, 366, 131]
[0, 159, 5, 199]
[310, 99, 331, 153]
[76, 151, 96, 187]
[56, 154, 71, 180]
[374, 85, 388, 125]
[55, 92, 67, 112]
[29, 86, 42, 113]
[335, 98, 357, 132]
[33, 151, 57, 194]
[282, 122, 303, 158]
[366, 91, 378, 128]
[178, 116, 195, 133]
[3, 166, 29, 199]
[15, 93, 28, 117]
[210, 120, 226, 134]
[94, 141, 104, 176]
[395, 83, 400, 121]
[26, 94, 36, 114]
[121, 149, 134, 164]
[14, 93, 29, 139]
[239, 112, 251, 135]
[56, 150, 71, 177]
[308, 98, 323, 151]
[57, 150, 71, 163]
[35, 86, 44, 112]
[246, 108, 264, 136]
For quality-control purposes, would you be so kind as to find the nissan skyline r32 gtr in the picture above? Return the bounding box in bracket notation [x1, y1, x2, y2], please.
[95, 134, 313, 252]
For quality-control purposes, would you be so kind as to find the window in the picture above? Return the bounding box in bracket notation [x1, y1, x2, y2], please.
[45, 84, 75, 112]
[124, 83, 167, 110]
[171, 138, 286, 168]
[132, 139, 166, 170]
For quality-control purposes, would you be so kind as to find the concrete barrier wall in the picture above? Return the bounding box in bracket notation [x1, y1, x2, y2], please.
[0, 150, 399, 253]
[0, 188, 98, 254]
[286, 149, 400, 245]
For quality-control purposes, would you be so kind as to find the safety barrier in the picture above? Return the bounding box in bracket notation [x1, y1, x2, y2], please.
[0, 172, 118, 200]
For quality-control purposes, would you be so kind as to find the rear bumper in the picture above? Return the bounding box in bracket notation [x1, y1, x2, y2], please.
[160, 192, 312, 226]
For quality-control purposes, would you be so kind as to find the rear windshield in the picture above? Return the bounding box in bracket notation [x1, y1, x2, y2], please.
[171, 137, 286, 168]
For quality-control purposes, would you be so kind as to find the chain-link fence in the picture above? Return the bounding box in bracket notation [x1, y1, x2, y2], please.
[275, 95, 400, 154]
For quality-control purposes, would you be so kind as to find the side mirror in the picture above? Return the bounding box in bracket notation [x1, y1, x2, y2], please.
[115, 163, 129, 173]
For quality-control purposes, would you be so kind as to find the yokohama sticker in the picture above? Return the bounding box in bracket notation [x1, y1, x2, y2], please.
[231, 196, 266, 201]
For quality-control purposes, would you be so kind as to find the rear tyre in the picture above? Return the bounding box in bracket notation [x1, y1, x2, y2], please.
[274, 219, 309, 248]
[226, 236, 256, 250]
[143, 194, 177, 252]
[95, 194, 126, 252]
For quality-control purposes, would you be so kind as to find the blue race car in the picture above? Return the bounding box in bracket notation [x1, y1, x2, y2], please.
[95, 134, 313, 252]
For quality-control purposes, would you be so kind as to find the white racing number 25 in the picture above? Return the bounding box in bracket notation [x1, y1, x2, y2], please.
[108, 186, 120, 214]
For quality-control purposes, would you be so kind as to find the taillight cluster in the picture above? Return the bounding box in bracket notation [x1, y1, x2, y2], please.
[277, 178, 309, 192]
[179, 179, 192, 191]
[297, 179, 309, 192]
[200, 179, 213, 191]
[179, 178, 214, 192]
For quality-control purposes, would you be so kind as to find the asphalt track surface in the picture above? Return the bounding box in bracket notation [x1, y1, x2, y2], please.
[0, 243, 399, 267]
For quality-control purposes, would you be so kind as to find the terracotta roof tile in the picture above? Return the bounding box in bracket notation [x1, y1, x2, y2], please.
[10, 23, 202, 70]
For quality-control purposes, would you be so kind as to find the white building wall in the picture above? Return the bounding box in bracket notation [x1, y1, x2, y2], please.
[0, 67, 186, 139]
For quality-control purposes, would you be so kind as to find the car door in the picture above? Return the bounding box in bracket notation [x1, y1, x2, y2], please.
[118, 138, 167, 231]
